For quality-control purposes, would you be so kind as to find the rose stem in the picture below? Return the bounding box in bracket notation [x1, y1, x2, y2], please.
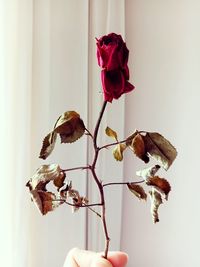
[93, 101, 107, 150]
[103, 180, 145, 187]
[53, 199, 102, 207]
[87, 207, 102, 218]
[85, 128, 94, 138]
[99, 138, 128, 150]
[62, 166, 90, 172]
[98, 130, 147, 151]
[90, 100, 110, 259]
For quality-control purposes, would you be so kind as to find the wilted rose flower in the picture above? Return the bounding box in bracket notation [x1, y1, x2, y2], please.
[96, 33, 135, 102]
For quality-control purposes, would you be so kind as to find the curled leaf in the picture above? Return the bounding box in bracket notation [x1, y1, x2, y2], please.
[72, 196, 89, 213]
[39, 111, 85, 159]
[126, 131, 138, 145]
[39, 131, 57, 160]
[143, 132, 177, 170]
[136, 165, 160, 180]
[59, 181, 72, 199]
[113, 143, 127, 161]
[53, 174, 66, 191]
[66, 186, 89, 213]
[146, 176, 171, 200]
[127, 183, 147, 200]
[54, 111, 85, 143]
[105, 126, 118, 141]
[26, 164, 65, 191]
[26, 164, 66, 215]
[128, 133, 149, 163]
[67, 188, 80, 200]
[149, 189, 163, 223]
[30, 190, 60, 215]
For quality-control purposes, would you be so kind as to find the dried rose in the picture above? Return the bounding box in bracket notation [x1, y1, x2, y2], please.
[96, 33, 135, 102]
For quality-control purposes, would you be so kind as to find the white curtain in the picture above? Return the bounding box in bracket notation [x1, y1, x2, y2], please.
[0, 1, 126, 266]
[3, 1, 200, 267]
[0, 1, 33, 266]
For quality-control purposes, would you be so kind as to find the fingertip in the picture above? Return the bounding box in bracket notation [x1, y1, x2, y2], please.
[107, 251, 128, 267]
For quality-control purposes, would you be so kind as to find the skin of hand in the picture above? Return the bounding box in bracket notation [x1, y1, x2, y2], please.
[63, 248, 128, 267]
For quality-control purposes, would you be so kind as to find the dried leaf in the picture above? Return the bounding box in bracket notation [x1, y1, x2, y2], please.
[136, 165, 160, 180]
[70, 190, 89, 213]
[128, 133, 149, 163]
[149, 189, 163, 223]
[67, 188, 80, 200]
[39, 131, 57, 160]
[66, 187, 81, 212]
[146, 176, 171, 200]
[105, 126, 118, 141]
[81, 197, 89, 205]
[127, 183, 147, 200]
[26, 164, 66, 215]
[53, 174, 66, 191]
[71, 196, 89, 213]
[143, 132, 177, 170]
[126, 131, 138, 145]
[59, 181, 72, 199]
[26, 164, 65, 191]
[71, 199, 80, 213]
[38, 111, 85, 159]
[54, 111, 85, 143]
[31, 190, 60, 215]
[113, 143, 127, 161]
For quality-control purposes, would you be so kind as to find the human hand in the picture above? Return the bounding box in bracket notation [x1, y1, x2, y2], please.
[63, 248, 128, 267]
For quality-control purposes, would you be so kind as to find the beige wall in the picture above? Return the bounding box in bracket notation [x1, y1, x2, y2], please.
[121, 1, 200, 266]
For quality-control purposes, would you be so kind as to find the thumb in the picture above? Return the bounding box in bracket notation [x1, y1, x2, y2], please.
[106, 251, 128, 267]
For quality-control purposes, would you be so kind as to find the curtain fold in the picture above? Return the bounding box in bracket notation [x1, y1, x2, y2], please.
[0, 1, 126, 266]
[0, 1, 33, 266]
[29, 1, 89, 266]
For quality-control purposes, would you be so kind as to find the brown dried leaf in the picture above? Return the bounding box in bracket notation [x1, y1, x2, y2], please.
[149, 189, 163, 223]
[105, 126, 118, 141]
[66, 187, 81, 213]
[71, 196, 89, 213]
[67, 188, 89, 213]
[59, 181, 72, 199]
[146, 176, 171, 200]
[143, 132, 177, 170]
[67, 188, 80, 200]
[112, 143, 127, 161]
[31, 190, 60, 215]
[39, 131, 57, 160]
[26, 164, 65, 191]
[54, 111, 85, 143]
[128, 133, 149, 163]
[136, 165, 160, 180]
[126, 131, 138, 145]
[26, 164, 67, 215]
[71, 199, 80, 213]
[53, 173, 66, 191]
[127, 183, 147, 200]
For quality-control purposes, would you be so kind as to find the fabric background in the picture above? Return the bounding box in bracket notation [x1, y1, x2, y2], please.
[1, 1, 200, 267]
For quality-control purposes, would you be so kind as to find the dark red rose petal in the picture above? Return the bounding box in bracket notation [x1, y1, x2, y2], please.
[96, 33, 135, 102]
[101, 70, 134, 102]
[96, 33, 129, 71]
